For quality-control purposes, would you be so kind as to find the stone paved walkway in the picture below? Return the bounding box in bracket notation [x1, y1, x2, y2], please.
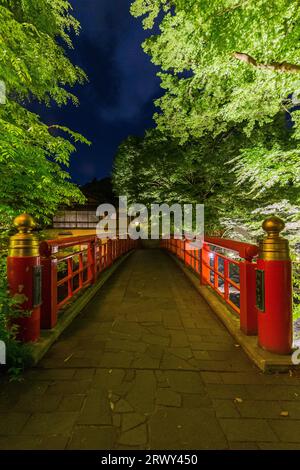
[0, 249, 300, 450]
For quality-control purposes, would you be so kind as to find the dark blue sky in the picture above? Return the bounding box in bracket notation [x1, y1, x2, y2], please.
[39, 0, 162, 184]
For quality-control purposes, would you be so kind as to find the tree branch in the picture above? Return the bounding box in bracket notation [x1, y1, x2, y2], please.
[233, 52, 300, 73]
[217, 2, 246, 16]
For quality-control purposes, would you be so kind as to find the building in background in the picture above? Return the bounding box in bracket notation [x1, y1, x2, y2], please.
[52, 177, 117, 231]
[53, 195, 100, 229]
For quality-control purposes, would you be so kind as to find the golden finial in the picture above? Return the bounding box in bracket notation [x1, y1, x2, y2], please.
[262, 216, 285, 238]
[259, 216, 289, 261]
[13, 214, 36, 234]
[9, 214, 39, 257]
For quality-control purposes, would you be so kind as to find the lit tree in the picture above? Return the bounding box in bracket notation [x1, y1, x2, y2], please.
[0, 0, 89, 231]
[130, 0, 300, 221]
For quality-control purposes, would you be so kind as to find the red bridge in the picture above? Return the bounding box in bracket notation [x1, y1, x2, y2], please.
[1, 213, 298, 450]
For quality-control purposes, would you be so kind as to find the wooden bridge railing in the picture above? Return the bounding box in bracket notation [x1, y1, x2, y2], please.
[161, 217, 293, 356]
[39, 236, 137, 330]
[7, 214, 293, 356]
[7, 214, 138, 343]
[161, 237, 258, 336]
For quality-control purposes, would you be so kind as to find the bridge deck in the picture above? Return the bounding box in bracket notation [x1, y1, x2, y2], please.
[0, 249, 300, 450]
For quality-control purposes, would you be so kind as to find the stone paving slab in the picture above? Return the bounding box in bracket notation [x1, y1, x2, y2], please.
[0, 249, 300, 450]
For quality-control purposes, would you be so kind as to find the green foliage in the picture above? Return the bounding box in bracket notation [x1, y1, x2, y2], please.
[113, 129, 243, 232]
[113, 122, 299, 235]
[0, 0, 89, 228]
[130, 0, 300, 204]
[0, 1, 89, 375]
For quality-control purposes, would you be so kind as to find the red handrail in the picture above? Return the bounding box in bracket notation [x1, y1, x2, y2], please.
[204, 237, 259, 261]
[161, 236, 258, 336]
[40, 235, 137, 330]
[40, 235, 97, 256]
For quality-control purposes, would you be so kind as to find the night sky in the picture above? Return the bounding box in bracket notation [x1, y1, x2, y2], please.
[37, 0, 162, 185]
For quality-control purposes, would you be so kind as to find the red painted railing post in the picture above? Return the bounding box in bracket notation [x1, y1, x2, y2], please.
[239, 260, 258, 335]
[257, 217, 293, 354]
[104, 241, 108, 268]
[198, 247, 202, 276]
[213, 253, 218, 291]
[7, 214, 41, 342]
[201, 243, 211, 285]
[88, 238, 97, 283]
[184, 240, 189, 266]
[111, 240, 115, 261]
[40, 241, 58, 330]
[107, 239, 113, 266]
[224, 258, 229, 302]
[180, 240, 183, 261]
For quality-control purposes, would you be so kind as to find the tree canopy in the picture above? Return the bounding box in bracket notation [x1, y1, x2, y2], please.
[113, 0, 300, 239]
[0, 0, 89, 230]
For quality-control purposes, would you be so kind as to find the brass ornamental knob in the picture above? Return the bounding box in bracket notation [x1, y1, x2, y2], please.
[262, 216, 285, 237]
[259, 216, 290, 261]
[8, 214, 40, 257]
[13, 213, 36, 233]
